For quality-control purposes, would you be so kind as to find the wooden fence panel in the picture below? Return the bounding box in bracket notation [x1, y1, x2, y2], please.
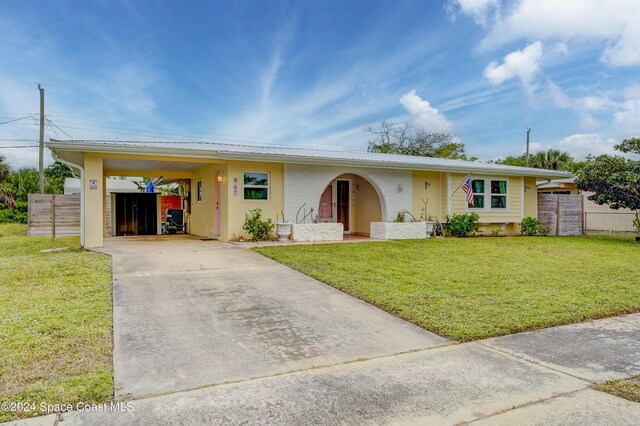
[537, 194, 583, 236]
[28, 194, 81, 237]
[558, 195, 583, 236]
[537, 194, 558, 236]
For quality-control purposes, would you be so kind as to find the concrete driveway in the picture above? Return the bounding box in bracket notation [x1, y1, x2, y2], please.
[100, 236, 445, 397]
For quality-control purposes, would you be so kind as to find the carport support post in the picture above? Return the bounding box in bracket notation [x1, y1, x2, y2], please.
[83, 156, 104, 248]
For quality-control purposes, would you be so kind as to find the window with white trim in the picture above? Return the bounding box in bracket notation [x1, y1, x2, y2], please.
[467, 178, 508, 210]
[243, 171, 269, 200]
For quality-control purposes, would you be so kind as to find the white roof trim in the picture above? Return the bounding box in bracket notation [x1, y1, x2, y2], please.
[47, 139, 574, 179]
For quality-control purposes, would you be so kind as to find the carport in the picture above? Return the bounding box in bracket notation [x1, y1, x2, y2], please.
[48, 141, 226, 247]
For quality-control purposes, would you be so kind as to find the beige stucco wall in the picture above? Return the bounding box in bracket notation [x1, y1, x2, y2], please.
[523, 176, 537, 218]
[83, 155, 104, 248]
[189, 163, 222, 238]
[412, 170, 444, 221]
[224, 161, 284, 241]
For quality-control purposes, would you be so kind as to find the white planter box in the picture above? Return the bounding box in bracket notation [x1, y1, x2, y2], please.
[370, 221, 427, 240]
[425, 221, 435, 237]
[291, 223, 344, 242]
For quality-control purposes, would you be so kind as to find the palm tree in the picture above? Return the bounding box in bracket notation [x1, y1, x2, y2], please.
[530, 149, 574, 171]
[0, 181, 14, 207]
[0, 154, 10, 182]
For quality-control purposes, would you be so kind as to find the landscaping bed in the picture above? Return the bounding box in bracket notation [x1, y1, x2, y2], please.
[254, 235, 640, 342]
[0, 225, 113, 422]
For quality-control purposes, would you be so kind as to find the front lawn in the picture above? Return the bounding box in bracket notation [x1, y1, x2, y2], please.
[0, 224, 113, 422]
[254, 236, 639, 342]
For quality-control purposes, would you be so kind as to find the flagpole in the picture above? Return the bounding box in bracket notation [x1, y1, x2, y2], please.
[449, 173, 471, 199]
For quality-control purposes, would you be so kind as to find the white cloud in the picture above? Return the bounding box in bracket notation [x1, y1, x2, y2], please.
[483, 41, 543, 87]
[547, 82, 617, 112]
[545, 81, 620, 130]
[622, 83, 640, 99]
[477, 0, 640, 67]
[448, 0, 499, 26]
[614, 99, 640, 133]
[577, 113, 602, 132]
[399, 90, 453, 132]
[558, 133, 617, 159]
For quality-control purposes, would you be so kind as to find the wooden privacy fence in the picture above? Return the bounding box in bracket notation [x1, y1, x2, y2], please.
[28, 194, 81, 237]
[537, 194, 583, 236]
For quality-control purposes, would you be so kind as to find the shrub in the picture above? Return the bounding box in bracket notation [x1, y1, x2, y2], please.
[0, 208, 27, 224]
[444, 212, 480, 237]
[242, 208, 274, 242]
[520, 217, 541, 236]
[491, 227, 501, 237]
[539, 226, 551, 237]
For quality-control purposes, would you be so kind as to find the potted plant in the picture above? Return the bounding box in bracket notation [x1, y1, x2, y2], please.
[633, 211, 640, 243]
[276, 211, 292, 242]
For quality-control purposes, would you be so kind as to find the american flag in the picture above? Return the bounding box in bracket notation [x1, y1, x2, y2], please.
[461, 176, 474, 206]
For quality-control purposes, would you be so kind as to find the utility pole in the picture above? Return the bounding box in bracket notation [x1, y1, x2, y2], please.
[38, 84, 45, 193]
[525, 127, 531, 167]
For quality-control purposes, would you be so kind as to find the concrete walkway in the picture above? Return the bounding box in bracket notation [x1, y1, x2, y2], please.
[98, 235, 445, 397]
[12, 313, 640, 425]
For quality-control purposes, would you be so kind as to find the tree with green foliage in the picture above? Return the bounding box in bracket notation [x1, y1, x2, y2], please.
[0, 154, 11, 182]
[575, 137, 640, 214]
[496, 148, 585, 172]
[495, 155, 527, 167]
[366, 121, 476, 160]
[0, 161, 72, 223]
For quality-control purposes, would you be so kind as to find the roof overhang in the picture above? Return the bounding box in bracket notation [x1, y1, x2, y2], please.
[47, 139, 574, 179]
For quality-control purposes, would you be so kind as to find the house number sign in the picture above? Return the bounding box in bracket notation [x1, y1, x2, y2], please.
[233, 178, 238, 196]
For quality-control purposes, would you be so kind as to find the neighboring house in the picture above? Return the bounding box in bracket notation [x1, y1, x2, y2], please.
[47, 139, 571, 248]
[537, 178, 636, 232]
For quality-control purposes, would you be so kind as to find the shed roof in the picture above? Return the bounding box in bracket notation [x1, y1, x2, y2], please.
[47, 139, 573, 178]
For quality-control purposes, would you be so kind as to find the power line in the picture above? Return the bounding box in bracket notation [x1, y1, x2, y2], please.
[45, 117, 74, 139]
[0, 115, 37, 125]
[0, 145, 39, 148]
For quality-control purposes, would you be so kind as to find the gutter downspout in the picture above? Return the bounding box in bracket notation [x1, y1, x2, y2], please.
[51, 150, 85, 246]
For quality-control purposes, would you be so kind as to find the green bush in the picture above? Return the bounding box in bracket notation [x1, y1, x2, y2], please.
[520, 217, 541, 236]
[0, 208, 27, 224]
[539, 226, 551, 236]
[242, 208, 274, 242]
[444, 212, 480, 237]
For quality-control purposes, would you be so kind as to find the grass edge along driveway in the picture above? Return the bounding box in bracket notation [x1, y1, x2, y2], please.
[0, 225, 113, 422]
[254, 235, 639, 342]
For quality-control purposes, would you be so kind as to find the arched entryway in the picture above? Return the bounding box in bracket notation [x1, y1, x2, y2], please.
[317, 173, 383, 235]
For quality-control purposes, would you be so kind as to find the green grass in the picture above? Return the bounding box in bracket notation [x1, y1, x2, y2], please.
[595, 376, 640, 403]
[0, 223, 27, 237]
[0, 225, 113, 422]
[254, 236, 640, 342]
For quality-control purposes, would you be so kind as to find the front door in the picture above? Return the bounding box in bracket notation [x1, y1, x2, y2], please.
[333, 179, 351, 233]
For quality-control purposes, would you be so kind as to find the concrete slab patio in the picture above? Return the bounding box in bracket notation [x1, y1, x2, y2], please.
[98, 235, 445, 397]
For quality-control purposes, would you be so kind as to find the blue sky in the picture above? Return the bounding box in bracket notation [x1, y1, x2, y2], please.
[1, 0, 639, 168]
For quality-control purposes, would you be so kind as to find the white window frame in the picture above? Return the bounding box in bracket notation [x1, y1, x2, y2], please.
[243, 171, 270, 201]
[465, 177, 509, 212]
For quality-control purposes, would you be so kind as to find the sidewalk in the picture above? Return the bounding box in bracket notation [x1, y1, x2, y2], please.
[8, 313, 640, 425]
